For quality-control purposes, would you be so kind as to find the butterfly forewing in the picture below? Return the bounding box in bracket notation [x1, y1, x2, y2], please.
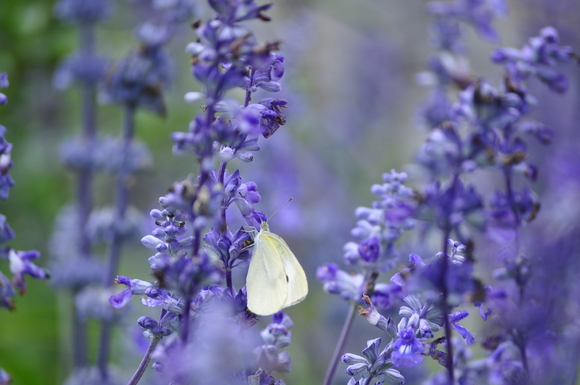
[246, 231, 288, 316]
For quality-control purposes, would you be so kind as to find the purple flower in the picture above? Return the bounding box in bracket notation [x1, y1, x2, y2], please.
[391, 328, 425, 368]
[7, 249, 48, 294]
[370, 283, 402, 311]
[108, 275, 154, 309]
[449, 311, 475, 345]
[427, 0, 507, 41]
[0, 271, 16, 310]
[491, 26, 574, 93]
[255, 312, 294, 373]
[0, 73, 8, 105]
[316, 263, 364, 301]
[102, 46, 172, 115]
[0, 215, 15, 244]
[419, 257, 476, 301]
[359, 294, 396, 333]
[390, 253, 426, 286]
[54, 0, 111, 23]
[53, 52, 108, 90]
[203, 226, 252, 269]
[342, 337, 405, 384]
[358, 237, 381, 263]
[137, 316, 171, 337]
[398, 295, 444, 336]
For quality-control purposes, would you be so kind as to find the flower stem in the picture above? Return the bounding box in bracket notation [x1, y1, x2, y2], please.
[71, 19, 98, 371]
[126, 336, 162, 385]
[98, 102, 137, 379]
[323, 303, 358, 385]
[440, 228, 455, 385]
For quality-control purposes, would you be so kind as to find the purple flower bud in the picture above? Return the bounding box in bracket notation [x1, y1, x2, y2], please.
[358, 237, 381, 263]
[0, 73, 8, 88]
[219, 146, 236, 162]
[316, 263, 339, 282]
[142, 235, 165, 250]
[236, 152, 254, 162]
[0, 272, 16, 310]
[540, 26, 559, 43]
[342, 353, 367, 365]
[138, 316, 158, 330]
[0, 215, 15, 244]
[345, 362, 367, 376]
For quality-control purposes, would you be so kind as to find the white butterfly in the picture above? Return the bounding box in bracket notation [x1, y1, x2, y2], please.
[246, 221, 308, 316]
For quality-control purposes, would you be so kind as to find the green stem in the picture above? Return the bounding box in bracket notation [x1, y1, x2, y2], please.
[323, 303, 358, 385]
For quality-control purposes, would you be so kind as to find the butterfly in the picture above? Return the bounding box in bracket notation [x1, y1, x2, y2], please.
[246, 221, 308, 316]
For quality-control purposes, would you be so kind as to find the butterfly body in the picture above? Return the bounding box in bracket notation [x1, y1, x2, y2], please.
[246, 221, 308, 316]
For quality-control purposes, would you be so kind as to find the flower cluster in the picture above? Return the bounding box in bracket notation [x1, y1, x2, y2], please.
[317, 170, 415, 309]
[254, 312, 294, 375]
[0, 73, 48, 382]
[50, 0, 198, 382]
[326, 2, 579, 384]
[0, 74, 48, 311]
[105, 1, 303, 384]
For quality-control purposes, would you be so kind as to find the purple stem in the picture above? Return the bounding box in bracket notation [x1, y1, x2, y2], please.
[439, 173, 461, 384]
[126, 335, 162, 385]
[243, 68, 256, 107]
[323, 303, 358, 385]
[71, 20, 98, 370]
[440, 226, 454, 384]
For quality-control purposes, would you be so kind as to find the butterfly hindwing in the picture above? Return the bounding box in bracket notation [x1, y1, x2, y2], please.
[267, 232, 308, 307]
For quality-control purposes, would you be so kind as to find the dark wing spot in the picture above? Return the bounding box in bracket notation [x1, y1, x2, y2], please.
[286, 275, 289, 282]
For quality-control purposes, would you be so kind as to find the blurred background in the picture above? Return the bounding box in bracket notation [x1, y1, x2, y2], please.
[0, 0, 579, 383]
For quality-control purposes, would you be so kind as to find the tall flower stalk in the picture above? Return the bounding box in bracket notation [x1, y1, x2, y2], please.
[109, 0, 302, 384]
[319, 1, 578, 385]
[0, 73, 49, 381]
[96, 1, 194, 381]
[52, 0, 110, 371]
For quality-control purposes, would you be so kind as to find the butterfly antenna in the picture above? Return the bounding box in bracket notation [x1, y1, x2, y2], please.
[268, 197, 293, 221]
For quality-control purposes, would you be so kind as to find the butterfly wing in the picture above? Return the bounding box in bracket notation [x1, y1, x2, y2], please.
[267, 232, 308, 308]
[246, 232, 288, 316]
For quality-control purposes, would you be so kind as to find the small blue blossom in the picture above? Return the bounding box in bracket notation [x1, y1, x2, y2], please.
[448, 310, 475, 345]
[369, 283, 403, 311]
[0, 368, 10, 383]
[108, 275, 155, 309]
[53, 52, 108, 90]
[359, 293, 397, 335]
[391, 328, 425, 368]
[6, 249, 48, 294]
[0, 73, 8, 105]
[427, 0, 507, 41]
[342, 338, 405, 385]
[203, 226, 252, 269]
[54, 0, 111, 24]
[316, 263, 364, 301]
[390, 253, 426, 287]
[255, 311, 294, 373]
[102, 45, 172, 115]
[358, 237, 381, 263]
[137, 316, 171, 337]
[0, 271, 16, 310]
[0, 215, 15, 245]
[491, 27, 575, 93]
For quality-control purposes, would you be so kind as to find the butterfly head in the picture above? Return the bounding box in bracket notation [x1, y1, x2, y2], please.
[259, 220, 270, 232]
